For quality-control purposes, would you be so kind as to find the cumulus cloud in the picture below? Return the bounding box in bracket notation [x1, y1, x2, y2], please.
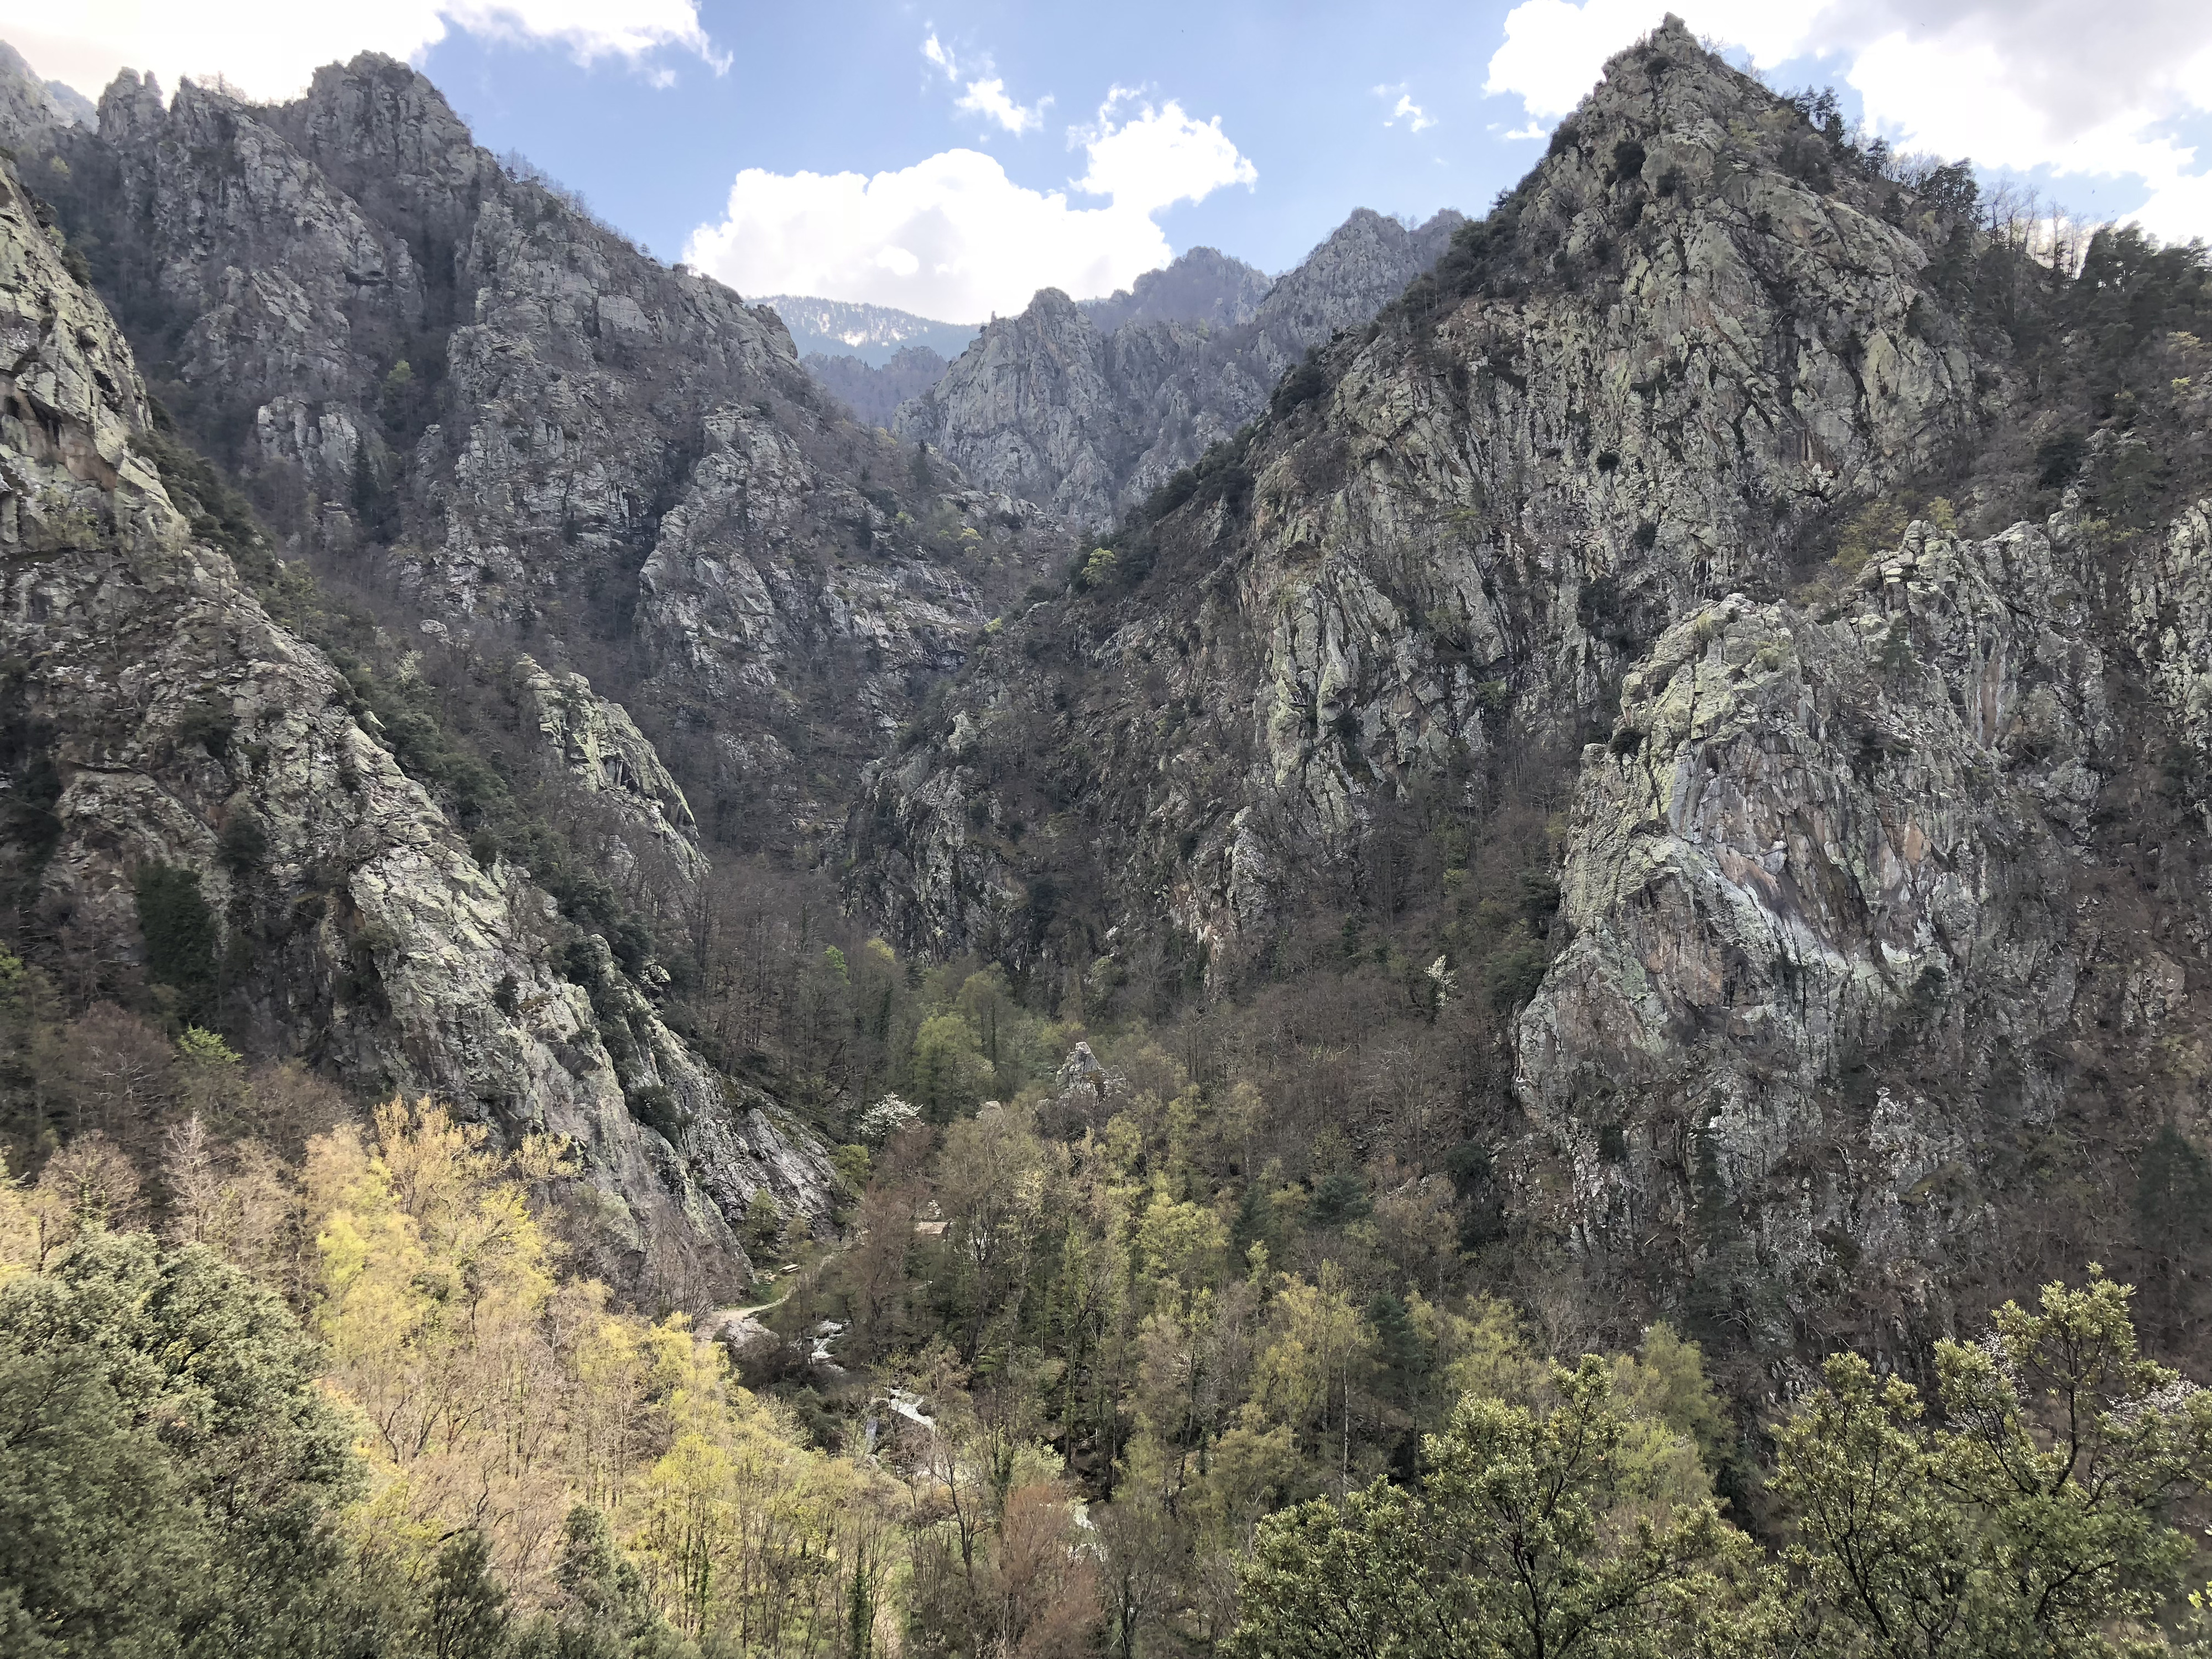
[923, 34, 1047, 136]
[1481, 0, 2212, 240]
[1375, 84, 1436, 132]
[686, 91, 1257, 320]
[1073, 90, 1257, 213]
[0, 0, 720, 103]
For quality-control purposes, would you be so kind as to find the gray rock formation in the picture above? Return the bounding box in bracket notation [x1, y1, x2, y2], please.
[0, 150, 826, 1298]
[1515, 514, 2141, 1332]
[896, 208, 1463, 526]
[862, 26, 1976, 968]
[1081, 246, 1272, 333]
[28, 51, 1067, 844]
[0, 43, 88, 143]
[844, 20, 2212, 1343]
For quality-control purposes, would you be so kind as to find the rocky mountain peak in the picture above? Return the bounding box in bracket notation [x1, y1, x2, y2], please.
[276, 51, 490, 220]
[94, 67, 166, 143]
[897, 204, 1473, 525]
[1083, 245, 1272, 333]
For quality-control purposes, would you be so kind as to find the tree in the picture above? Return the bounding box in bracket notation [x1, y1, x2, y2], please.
[910, 1014, 993, 1121]
[0, 1345, 205, 1656]
[1776, 1273, 2212, 1659]
[421, 1531, 512, 1659]
[0, 1232, 377, 1658]
[1233, 1357, 1764, 1659]
[936, 1102, 1046, 1354]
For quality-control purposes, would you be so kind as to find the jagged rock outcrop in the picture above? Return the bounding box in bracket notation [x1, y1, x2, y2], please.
[1081, 245, 1272, 333]
[513, 654, 707, 900]
[0, 151, 827, 1297]
[861, 24, 1978, 969]
[27, 51, 1068, 842]
[1512, 511, 2174, 1335]
[896, 208, 1464, 525]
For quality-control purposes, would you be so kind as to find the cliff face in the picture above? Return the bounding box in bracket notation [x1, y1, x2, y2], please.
[896, 208, 1464, 526]
[36, 55, 1066, 846]
[863, 27, 1975, 968]
[0, 153, 828, 1299]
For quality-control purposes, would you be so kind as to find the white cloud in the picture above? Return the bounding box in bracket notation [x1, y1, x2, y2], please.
[0, 0, 720, 103]
[1074, 91, 1256, 214]
[684, 93, 1258, 321]
[1375, 84, 1435, 132]
[1481, 0, 2212, 240]
[956, 78, 1046, 135]
[923, 33, 1047, 137]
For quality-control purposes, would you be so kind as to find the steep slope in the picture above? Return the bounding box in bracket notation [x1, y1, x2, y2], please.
[850, 20, 2212, 1344]
[863, 27, 1974, 968]
[28, 55, 1066, 846]
[896, 208, 1463, 525]
[0, 155, 826, 1303]
[0, 41, 87, 141]
[804, 344, 951, 429]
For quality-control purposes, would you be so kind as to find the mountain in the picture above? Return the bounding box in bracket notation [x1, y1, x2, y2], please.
[37, 57, 1066, 847]
[895, 207, 1464, 525]
[853, 18, 2212, 1350]
[1081, 244, 1274, 332]
[0, 144, 841, 1302]
[803, 343, 951, 429]
[8, 15, 2212, 1379]
[0, 41, 89, 138]
[2, 50, 1073, 1297]
[755, 294, 979, 365]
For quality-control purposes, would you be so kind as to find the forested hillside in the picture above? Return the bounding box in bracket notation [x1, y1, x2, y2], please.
[6, 11, 2212, 1656]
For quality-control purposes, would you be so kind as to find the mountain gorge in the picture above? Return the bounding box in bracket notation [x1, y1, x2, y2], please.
[2, 50, 1073, 1296]
[0, 0, 2206, 1553]
[896, 207, 1465, 525]
[8, 12, 2212, 1655]
[857, 20, 2212, 1360]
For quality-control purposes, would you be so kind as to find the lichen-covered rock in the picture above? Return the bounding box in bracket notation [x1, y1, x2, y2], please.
[1515, 514, 2131, 1325]
[2125, 498, 2212, 793]
[513, 654, 707, 901]
[0, 152, 827, 1298]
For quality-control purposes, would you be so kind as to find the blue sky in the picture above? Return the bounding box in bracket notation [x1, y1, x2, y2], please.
[418, 1, 1528, 283]
[9, 0, 2212, 325]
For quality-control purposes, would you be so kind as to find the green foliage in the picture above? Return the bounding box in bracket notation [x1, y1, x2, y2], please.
[744, 1189, 786, 1258]
[218, 808, 270, 873]
[910, 1012, 994, 1121]
[1233, 1357, 1764, 1659]
[1076, 546, 1118, 591]
[174, 700, 235, 760]
[1270, 351, 1328, 418]
[0, 1233, 378, 1657]
[1775, 1274, 2212, 1659]
[420, 1531, 510, 1659]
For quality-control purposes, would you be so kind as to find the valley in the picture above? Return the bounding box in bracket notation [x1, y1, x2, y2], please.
[2, 14, 2211, 1657]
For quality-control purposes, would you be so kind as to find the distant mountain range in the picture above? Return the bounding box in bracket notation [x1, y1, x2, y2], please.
[754, 295, 979, 366]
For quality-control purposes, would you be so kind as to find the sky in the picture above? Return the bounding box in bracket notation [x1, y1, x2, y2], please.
[8, 1, 2212, 325]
